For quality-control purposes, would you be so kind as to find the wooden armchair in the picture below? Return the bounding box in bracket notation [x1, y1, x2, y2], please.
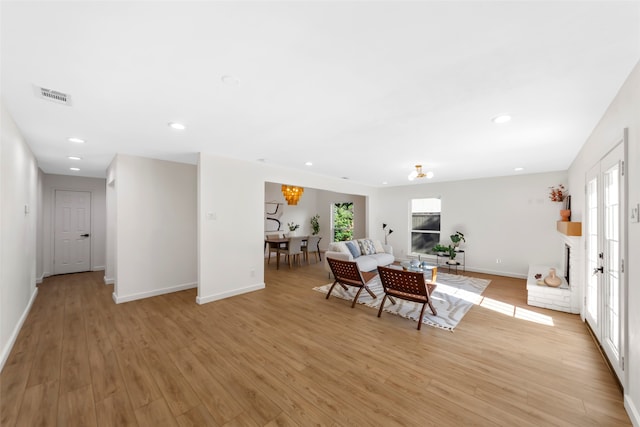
[326, 257, 378, 308]
[377, 266, 437, 330]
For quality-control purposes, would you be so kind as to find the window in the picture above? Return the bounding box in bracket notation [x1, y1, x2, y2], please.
[332, 202, 354, 242]
[411, 198, 441, 254]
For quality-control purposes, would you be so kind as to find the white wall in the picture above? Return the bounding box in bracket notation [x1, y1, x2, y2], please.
[41, 173, 106, 277]
[36, 169, 44, 281]
[375, 171, 568, 277]
[264, 182, 367, 251]
[567, 61, 640, 426]
[109, 155, 197, 303]
[105, 163, 116, 284]
[198, 154, 376, 304]
[0, 102, 39, 371]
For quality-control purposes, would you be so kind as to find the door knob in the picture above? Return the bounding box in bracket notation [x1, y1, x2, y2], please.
[81, 233, 90, 237]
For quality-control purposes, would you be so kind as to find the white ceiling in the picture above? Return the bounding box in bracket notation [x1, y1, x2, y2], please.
[1, 1, 639, 186]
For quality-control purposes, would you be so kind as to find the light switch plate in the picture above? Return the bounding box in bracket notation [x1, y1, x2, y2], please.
[631, 204, 640, 223]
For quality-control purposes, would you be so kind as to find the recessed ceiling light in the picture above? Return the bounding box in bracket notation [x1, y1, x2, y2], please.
[492, 114, 512, 124]
[305, 161, 313, 166]
[67, 156, 82, 160]
[382, 181, 388, 185]
[514, 167, 524, 171]
[69, 167, 80, 171]
[168, 122, 186, 130]
[68, 137, 85, 143]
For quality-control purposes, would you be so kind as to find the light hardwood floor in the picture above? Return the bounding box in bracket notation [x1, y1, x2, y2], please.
[1, 259, 631, 426]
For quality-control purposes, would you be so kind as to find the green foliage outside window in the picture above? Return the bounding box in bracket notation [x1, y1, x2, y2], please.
[333, 202, 354, 242]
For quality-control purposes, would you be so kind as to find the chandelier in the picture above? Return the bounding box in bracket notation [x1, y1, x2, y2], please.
[282, 185, 304, 205]
[408, 165, 434, 181]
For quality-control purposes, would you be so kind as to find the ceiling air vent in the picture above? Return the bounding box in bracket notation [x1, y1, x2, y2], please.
[35, 86, 71, 106]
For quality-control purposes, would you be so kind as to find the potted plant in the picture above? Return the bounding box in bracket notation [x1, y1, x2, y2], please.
[450, 231, 465, 248]
[445, 246, 459, 264]
[287, 222, 300, 237]
[310, 214, 320, 235]
[432, 244, 449, 256]
[549, 184, 570, 221]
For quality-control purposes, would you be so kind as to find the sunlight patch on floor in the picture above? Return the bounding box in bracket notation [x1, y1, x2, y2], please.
[478, 296, 554, 326]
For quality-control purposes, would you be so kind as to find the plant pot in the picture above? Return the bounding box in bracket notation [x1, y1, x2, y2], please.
[560, 209, 571, 221]
[288, 230, 298, 237]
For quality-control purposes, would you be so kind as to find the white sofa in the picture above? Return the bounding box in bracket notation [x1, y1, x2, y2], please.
[324, 238, 394, 273]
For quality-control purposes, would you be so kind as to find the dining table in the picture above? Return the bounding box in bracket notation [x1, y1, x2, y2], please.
[264, 235, 322, 270]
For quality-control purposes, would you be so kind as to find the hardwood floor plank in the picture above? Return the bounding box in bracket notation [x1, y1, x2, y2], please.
[139, 345, 200, 416]
[110, 345, 162, 410]
[59, 310, 91, 394]
[134, 398, 179, 427]
[168, 347, 244, 425]
[56, 384, 97, 427]
[0, 266, 631, 426]
[14, 380, 59, 427]
[0, 349, 35, 426]
[95, 390, 139, 427]
[175, 405, 221, 427]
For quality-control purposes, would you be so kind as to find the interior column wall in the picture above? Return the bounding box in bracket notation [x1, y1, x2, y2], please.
[111, 154, 197, 303]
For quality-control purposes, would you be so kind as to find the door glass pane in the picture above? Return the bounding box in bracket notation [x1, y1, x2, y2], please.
[586, 177, 598, 321]
[604, 164, 620, 355]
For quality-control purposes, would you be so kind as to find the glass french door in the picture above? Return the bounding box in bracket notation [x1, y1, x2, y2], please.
[585, 141, 625, 384]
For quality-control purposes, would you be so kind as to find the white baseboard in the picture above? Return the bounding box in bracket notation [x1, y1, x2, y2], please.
[625, 394, 640, 427]
[0, 288, 38, 372]
[196, 283, 265, 305]
[36, 274, 44, 284]
[103, 276, 114, 285]
[464, 266, 527, 279]
[92, 266, 105, 272]
[112, 282, 197, 304]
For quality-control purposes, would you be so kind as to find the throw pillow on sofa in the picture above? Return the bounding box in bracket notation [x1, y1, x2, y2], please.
[345, 241, 361, 258]
[373, 240, 385, 253]
[357, 239, 376, 255]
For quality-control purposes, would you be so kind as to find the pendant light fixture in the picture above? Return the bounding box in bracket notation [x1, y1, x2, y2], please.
[281, 185, 304, 205]
[408, 165, 434, 181]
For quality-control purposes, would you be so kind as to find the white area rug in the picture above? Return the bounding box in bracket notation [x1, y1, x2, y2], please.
[313, 272, 490, 330]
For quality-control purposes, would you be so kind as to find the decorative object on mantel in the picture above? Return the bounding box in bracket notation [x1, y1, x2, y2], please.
[287, 221, 300, 236]
[382, 223, 394, 245]
[549, 184, 571, 221]
[544, 268, 562, 287]
[560, 195, 572, 221]
[548, 184, 566, 202]
[282, 185, 304, 205]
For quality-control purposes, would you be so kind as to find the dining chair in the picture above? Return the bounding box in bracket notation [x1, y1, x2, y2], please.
[265, 233, 283, 264]
[302, 235, 321, 264]
[278, 236, 304, 269]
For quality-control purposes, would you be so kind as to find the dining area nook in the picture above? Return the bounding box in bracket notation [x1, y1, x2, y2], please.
[265, 234, 322, 270]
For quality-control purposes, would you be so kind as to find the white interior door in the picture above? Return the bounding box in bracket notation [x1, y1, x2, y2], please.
[584, 141, 626, 384]
[54, 190, 91, 274]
